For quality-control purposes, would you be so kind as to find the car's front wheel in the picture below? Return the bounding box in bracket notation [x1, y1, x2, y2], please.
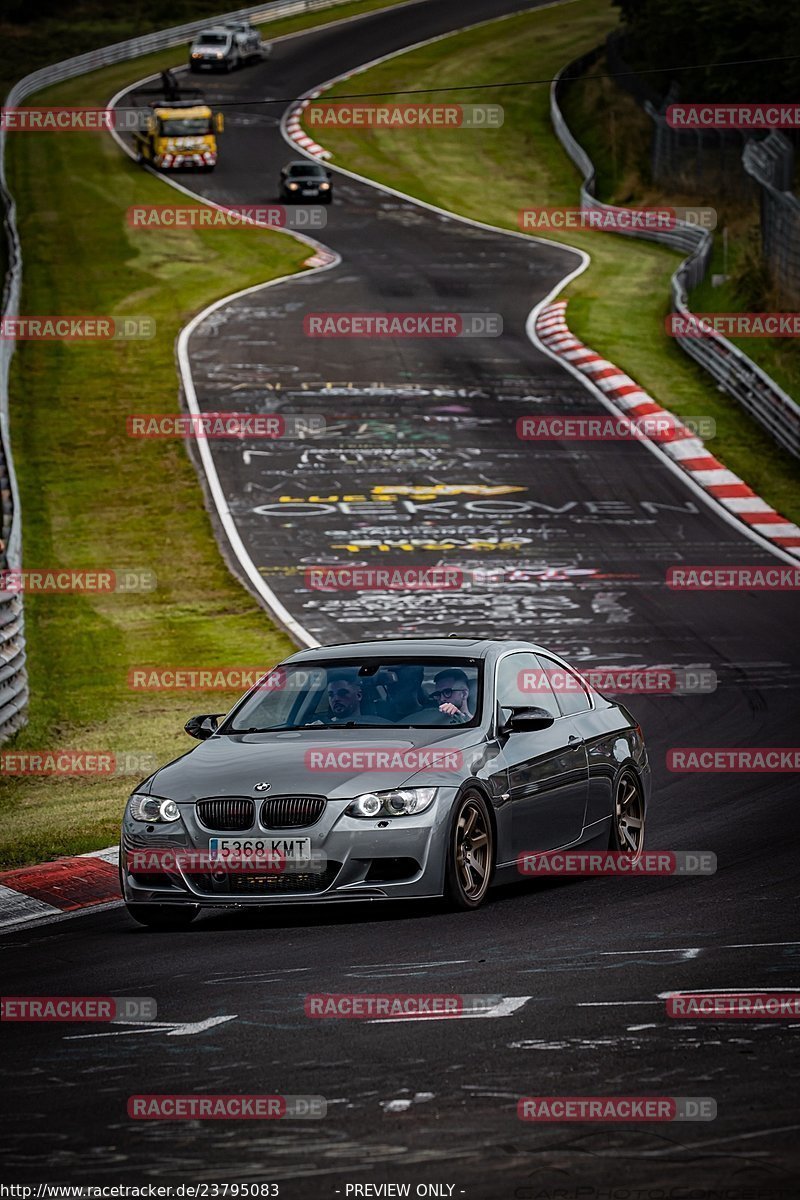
[443, 791, 494, 910]
[125, 903, 199, 930]
[609, 769, 645, 859]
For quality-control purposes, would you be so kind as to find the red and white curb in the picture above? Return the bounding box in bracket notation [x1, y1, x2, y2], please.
[0, 845, 120, 928]
[536, 301, 800, 558]
[285, 90, 333, 159]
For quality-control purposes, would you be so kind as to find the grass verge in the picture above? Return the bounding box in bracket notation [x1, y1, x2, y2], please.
[302, 0, 800, 522]
[0, 11, 404, 865]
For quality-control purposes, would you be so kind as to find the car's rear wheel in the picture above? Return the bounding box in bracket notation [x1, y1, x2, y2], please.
[610, 769, 645, 859]
[444, 791, 494, 910]
[125, 903, 199, 930]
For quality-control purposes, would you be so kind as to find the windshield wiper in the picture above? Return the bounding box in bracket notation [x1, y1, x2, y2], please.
[300, 721, 393, 729]
[225, 725, 287, 734]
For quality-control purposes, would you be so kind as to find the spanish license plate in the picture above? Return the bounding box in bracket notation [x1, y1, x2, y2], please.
[209, 837, 312, 861]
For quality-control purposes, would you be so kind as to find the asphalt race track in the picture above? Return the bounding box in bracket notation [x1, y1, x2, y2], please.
[3, 0, 800, 1193]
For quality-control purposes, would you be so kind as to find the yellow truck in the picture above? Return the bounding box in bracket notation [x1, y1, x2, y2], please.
[133, 90, 224, 173]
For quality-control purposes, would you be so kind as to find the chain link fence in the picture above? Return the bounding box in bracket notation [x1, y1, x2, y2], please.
[0, 0, 366, 743]
[551, 53, 800, 462]
[743, 132, 800, 307]
[605, 33, 756, 199]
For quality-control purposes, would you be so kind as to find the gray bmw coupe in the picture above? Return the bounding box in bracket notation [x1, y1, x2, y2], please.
[120, 637, 649, 927]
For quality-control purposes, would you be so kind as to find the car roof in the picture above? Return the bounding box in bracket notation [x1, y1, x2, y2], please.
[282, 637, 547, 663]
[286, 159, 326, 169]
[195, 26, 232, 36]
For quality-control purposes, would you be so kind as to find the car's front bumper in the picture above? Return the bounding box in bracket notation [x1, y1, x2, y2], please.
[120, 789, 458, 906]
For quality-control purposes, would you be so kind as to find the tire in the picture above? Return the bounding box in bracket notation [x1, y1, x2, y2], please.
[125, 903, 199, 930]
[443, 791, 494, 910]
[609, 769, 645, 860]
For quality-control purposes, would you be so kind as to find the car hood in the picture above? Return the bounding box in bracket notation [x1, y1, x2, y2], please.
[148, 725, 484, 802]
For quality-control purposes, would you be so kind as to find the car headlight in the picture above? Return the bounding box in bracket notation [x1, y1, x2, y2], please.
[319, 182, 330, 190]
[287, 182, 299, 190]
[128, 794, 180, 823]
[346, 788, 438, 819]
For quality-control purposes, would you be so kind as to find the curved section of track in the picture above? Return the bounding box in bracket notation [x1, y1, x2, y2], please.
[3, 2, 799, 1192]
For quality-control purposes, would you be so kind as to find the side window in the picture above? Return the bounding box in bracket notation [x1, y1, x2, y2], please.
[496, 653, 561, 719]
[536, 654, 592, 715]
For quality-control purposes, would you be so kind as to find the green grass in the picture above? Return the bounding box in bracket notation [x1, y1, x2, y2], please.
[303, 0, 800, 523]
[0, 59, 328, 868]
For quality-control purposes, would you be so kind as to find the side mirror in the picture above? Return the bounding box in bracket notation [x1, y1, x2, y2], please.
[215, 112, 224, 134]
[326, 169, 332, 178]
[505, 707, 555, 733]
[146, 116, 156, 134]
[185, 713, 222, 740]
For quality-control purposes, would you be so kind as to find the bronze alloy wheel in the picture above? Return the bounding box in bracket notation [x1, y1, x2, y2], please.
[611, 770, 645, 859]
[445, 792, 494, 910]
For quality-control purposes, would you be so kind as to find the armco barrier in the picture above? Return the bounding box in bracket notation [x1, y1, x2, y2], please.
[0, 0, 375, 743]
[550, 50, 800, 462]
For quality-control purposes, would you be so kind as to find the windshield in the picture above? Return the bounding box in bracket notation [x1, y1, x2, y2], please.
[197, 34, 228, 46]
[287, 163, 326, 177]
[223, 659, 483, 732]
[159, 118, 213, 136]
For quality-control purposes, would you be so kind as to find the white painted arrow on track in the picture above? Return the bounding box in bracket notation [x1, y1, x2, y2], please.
[65, 1015, 236, 1039]
[368, 996, 531, 1023]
